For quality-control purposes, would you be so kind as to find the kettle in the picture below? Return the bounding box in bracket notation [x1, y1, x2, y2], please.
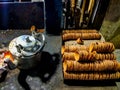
[8, 27, 45, 69]
[9, 34, 45, 58]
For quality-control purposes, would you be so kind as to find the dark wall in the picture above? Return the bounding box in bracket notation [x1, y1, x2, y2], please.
[0, 1, 63, 35]
[104, 0, 120, 22]
[100, 0, 120, 48]
[45, 0, 62, 35]
[0, 2, 44, 29]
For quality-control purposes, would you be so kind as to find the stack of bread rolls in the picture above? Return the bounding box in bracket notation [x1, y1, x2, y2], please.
[62, 29, 101, 41]
[62, 29, 120, 80]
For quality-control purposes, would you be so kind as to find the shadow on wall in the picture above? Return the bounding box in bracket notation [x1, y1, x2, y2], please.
[17, 51, 60, 90]
[100, 0, 120, 48]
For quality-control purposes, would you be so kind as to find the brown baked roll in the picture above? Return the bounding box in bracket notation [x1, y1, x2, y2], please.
[89, 42, 115, 53]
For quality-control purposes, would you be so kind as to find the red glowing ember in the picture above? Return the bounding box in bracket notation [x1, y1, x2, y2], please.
[0, 50, 14, 70]
[3, 51, 14, 62]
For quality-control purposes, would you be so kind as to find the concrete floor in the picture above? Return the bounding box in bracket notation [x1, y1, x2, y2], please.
[0, 30, 120, 90]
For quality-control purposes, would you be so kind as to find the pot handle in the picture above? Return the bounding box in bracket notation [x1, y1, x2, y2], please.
[15, 44, 24, 58]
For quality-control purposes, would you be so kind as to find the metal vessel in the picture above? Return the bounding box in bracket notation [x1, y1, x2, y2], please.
[8, 30, 45, 69]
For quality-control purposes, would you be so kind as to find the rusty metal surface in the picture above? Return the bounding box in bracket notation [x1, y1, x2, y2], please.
[0, 30, 120, 90]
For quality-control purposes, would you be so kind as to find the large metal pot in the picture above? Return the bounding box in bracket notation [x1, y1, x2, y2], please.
[8, 31, 45, 69]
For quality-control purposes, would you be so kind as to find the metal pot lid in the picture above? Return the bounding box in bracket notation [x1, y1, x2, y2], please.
[9, 34, 44, 57]
[16, 35, 36, 48]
